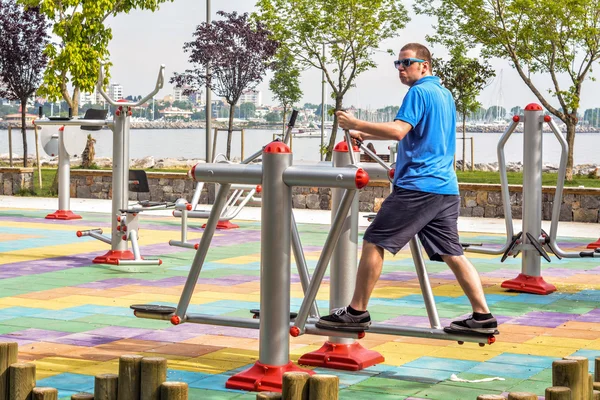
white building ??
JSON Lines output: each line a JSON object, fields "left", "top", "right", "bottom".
{"left": 239, "top": 90, "right": 262, "bottom": 107}
{"left": 173, "top": 87, "right": 187, "bottom": 103}
{"left": 79, "top": 89, "right": 96, "bottom": 105}
{"left": 108, "top": 83, "right": 123, "bottom": 101}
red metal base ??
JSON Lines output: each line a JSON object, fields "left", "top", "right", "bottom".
{"left": 201, "top": 220, "right": 239, "bottom": 230}
{"left": 45, "top": 210, "right": 82, "bottom": 220}
{"left": 587, "top": 238, "right": 600, "bottom": 249}
{"left": 501, "top": 273, "right": 556, "bottom": 295}
{"left": 298, "top": 341, "right": 385, "bottom": 371}
{"left": 225, "top": 361, "right": 314, "bottom": 392}
{"left": 93, "top": 250, "right": 136, "bottom": 265}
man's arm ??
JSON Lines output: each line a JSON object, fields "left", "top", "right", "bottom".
{"left": 337, "top": 111, "right": 412, "bottom": 141}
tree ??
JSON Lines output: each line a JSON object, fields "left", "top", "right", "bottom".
{"left": 485, "top": 106, "right": 507, "bottom": 122}
{"left": 0, "top": 0, "right": 49, "bottom": 167}
{"left": 510, "top": 106, "right": 524, "bottom": 117}
{"left": 434, "top": 44, "right": 495, "bottom": 171}
{"left": 239, "top": 102, "right": 256, "bottom": 119}
{"left": 172, "top": 11, "right": 278, "bottom": 159}
{"left": 415, "top": 0, "right": 600, "bottom": 180}
{"left": 269, "top": 48, "right": 302, "bottom": 133}
{"left": 21, "top": 0, "right": 173, "bottom": 116}
{"left": 583, "top": 108, "right": 600, "bottom": 128}
{"left": 256, "top": 0, "right": 409, "bottom": 161}
{"left": 265, "top": 111, "right": 281, "bottom": 122}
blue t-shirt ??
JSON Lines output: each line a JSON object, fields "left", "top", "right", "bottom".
{"left": 393, "top": 76, "right": 459, "bottom": 195}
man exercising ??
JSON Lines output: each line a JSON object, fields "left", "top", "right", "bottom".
{"left": 316, "top": 43, "right": 497, "bottom": 335}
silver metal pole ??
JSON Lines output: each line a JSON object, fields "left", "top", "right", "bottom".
{"left": 522, "top": 106, "right": 543, "bottom": 277}
{"left": 205, "top": 0, "right": 213, "bottom": 163}
{"left": 409, "top": 238, "right": 441, "bottom": 329}
{"left": 291, "top": 213, "right": 320, "bottom": 318}
{"left": 57, "top": 128, "right": 70, "bottom": 211}
{"left": 111, "top": 110, "right": 127, "bottom": 253}
{"left": 320, "top": 43, "right": 326, "bottom": 161}
{"left": 260, "top": 145, "right": 293, "bottom": 366}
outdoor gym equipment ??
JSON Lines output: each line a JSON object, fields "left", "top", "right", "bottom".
{"left": 463, "top": 103, "right": 600, "bottom": 295}
{"left": 130, "top": 112, "right": 372, "bottom": 392}
{"left": 38, "top": 108, "right": 108, "bottom": 220}
{"left": 35, "top": 64, "right": 167, "bottom": 267}
{"left": 291, "top": 130, "right": 497, "bottom": 358}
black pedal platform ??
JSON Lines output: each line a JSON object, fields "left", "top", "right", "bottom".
{"left": 443, "top": 326, "right": 498, "bottom": 346}
{"left": 130, "top": 304, "right": 176, "bottom": 314}
{"left": 314, "top": 322, "right": 368, "bottom": 333}
{"left": 526, "top": 232, "right": 552, "bottom": 262}
{"left": 250, "top": 309, "right": 297, "bottom": 321}
{"left": 460, "top": 243, "right": 483, "bottom": 249}
{"left": 501, "top": 232, "right": 523, "bottom": 262}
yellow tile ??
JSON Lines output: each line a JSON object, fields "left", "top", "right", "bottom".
{"left": 119, "top": 293, "right": 184, "bottom": 303}
{"left": 483, "top": 285, "right": 520, "bottom": 296}
{"left": 215, "top": 255, "right": 261, "bottom": 264}
{"left": 72, "top": 360, "right": 120, "bottom": 376}
{"left": 582, "top": 338, "right": 600, "bottom": 350}
{"left": 524, "top": 336, "right": 591, "bottom": 349}
{"left": 370, "top": 342, "right": 444, "bottom": 356}
{"left": 199, "top": 348, "right": 258, "bottom": 363}
{"left": 182, "top": 335, "right": 255, "bottom": 347}
{"left": 35, "top": 369, "right": 63, "bottom": 379}
{"left": 0, "top": 297, "right": 73, "bottom": 310}
{"left": 370, "top": 287, "right": 421, "bottom": 298}
{"left": 168, "top": 357, "right": 248, "bottom": 374}
{"left": 433, "top": 346, "right": 502, "bottom": 362}
{"left": 431, "top": 285, "right": 465, "bottom": 297}
{"left": 53, "top": 295, "right": 138, "bottom": 308}
{"left": 32, "top": 357, "right": 98, "bottom": 373}
{"left": 485, "top": 342, "right": 575, "bottom": 357}
{"left": 375, "top": 353, "right": 421, "bottom": 366}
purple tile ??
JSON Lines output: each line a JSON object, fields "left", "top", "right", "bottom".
{"left": 0, "top": 335, "right": 38, "bottom": 346}
{"left": 76, "top": 278, "right": 146, "bottom": 289}
{"left": 380, "top": 271, "right": 418, "bottom": 281}
{"left": 84, "top": 326, "right": 156, "bottom": 339}
{"left": 131, "top": 330, "right": 201, "bottom": 343}
{"left": 1, "top": 328, "right": 70, "bottom": 341}
{"left": 49, "top": 333, "right": 118, "bottom": 347}
{"left": 509, "top": 311, "right": 578, "bottom": 328}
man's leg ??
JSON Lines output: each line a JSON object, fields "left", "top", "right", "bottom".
{"left": 350, "top": 241, "right": 385, "bottom": 311}
{"left": 441, "top": 254, "right": 489, "bottom": 314}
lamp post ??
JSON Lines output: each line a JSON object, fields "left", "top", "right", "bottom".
{"left": 320, "top": 43, "right": 325, "bottom": 161}
{"left": 205, "top": 0, "right": 213, "bottom": 163}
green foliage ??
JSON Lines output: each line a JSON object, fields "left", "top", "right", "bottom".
{"left": 265, "top": 111, "right": 281, "bottom": 122}
{"left": 255, "top": 0, "right": 409, "bottom": 160}
{"left": 269, "top": 48, "right": 302, "bottom": 118}
{"left": 20, "top": 0, "right": 173, "bottom": 113}
{"left": 239, "top": 102, "right": 256, "bottom": 119}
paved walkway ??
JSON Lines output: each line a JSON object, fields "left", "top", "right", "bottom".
{"left": 0, "top": 196, "right": 599, "bottom": 399}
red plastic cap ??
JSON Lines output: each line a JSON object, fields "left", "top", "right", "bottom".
{"left": 59, "top": 126, "right": 65, "bottom": 132}
{"left": 256, "top": 185, "right": 262, "bottom": 194}
{"left": 358, "top": 331, "right": 366, "bottom": 339}
{"left": 116, "top": 226, "right": 121, "bottom": 231}
{"left": 333, "top": 141, "right": 359, "bottom": 152}
{"left": 158, "top": 259, "right": 163, "bottom": 265}
{"left": 186, "top": 203, "right": 192, "bottom": 211}
{"left": 194, "top": 243, "right": 199, "bottom": 250}
{"left": 488, "top": 336, "right": 496, "bottom": 345}
{"left": 525, "top": 103, "right": 543, "bottom": 111}
{"left": 264, "top": 141, "right": 291, "bottom": 153}
{"left": 117, "top": 99, "right": 128, "bottom": 103}
{"left": 170, "top": 315, "right": 181, "bottom": 325}
{"left": 388, "top": 168, "right": 395, "bottom": 181}
{"left": 512, "top": 115, "right": 520, "bottom": 122}
{"left": 290, "top": 326, "right": 300, "bottom": 337}
{"left": 76, "top": 231, "right": 82, "bottom": 237}
{"left": 122, "top": 235, "right": 127, "bottom": 241}
{"left": 355, "top": 168, "right": 369, "bottom": 189}
{"left": 190, "top": 166, "right": 196, "bottom": 181}
{"left": 544, "top": 115, "right": 551, "bottom": 122}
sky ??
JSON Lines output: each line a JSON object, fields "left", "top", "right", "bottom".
{"left": 105, "top": 0, "right": 600, "bottom": 112}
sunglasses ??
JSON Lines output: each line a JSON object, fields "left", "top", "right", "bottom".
{"left": 394, "top": 58, "right": 425, "bottom": 69}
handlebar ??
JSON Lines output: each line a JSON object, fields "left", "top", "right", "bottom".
{"left": 97, "top": 63, "right": 165, "bottom": 107}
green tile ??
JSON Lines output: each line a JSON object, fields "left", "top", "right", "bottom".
{"left": 349, "top": 376, "right": 432, "bottom": 396}
{"left": 506, "top": 378, "right": 550, "bottom": 395}
{"left": 188, "top": 388, "right": 242, "bottom": 399}
{"left": 340, "top": 389, "right": 407, "bottom": 399}
{"left": 0, "top": 324, "right": 23, "bottom": 334}
{"left": 529, "top": 368, "right": 552, "bottom": 382}
{"left": 445, "top": 372, "right": 524, "bottom": 392}
{"left": 415, "top": 382, "right": 503, "bottom": 400}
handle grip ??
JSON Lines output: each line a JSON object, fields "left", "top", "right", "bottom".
{"left": 288, "top": 110, "right": 298, "bottom": 127}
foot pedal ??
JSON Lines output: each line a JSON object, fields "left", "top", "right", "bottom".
{"left": 314, "top": 322, "right": 369, "bottom": 333}
{"left": 443, "top": 327, "right": 498, "bottom": 346}
{"left": 130, "top": 304, "right": 176, "bottom": 314}
{"left": 526, "top": 232, "right": 551, "bottom": 262}
{"left": 364, "top": 214, "right": 377, "bottom": 222}
{"left": 461, "top": 243, "right": 483, "bottom": 248}
{"left": 501, "top": 232, "right": 522, "bottom": 262}
{"left": 250, "top": 309, "right": 297, "bottom": 321}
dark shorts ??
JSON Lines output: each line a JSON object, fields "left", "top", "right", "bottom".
{"left": 364, "top": 186, "right": 463, "bottom": 261}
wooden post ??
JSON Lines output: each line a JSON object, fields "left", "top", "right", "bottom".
{"left": 139, "top": 357, "right": 167, "bottom": 400}
{"left": 34, "top": 126, "right": 42, "bottom": 189}
{"left": 545, "top": 386, "right": 571, "bottom": 400}
{"left": 8, "top": 363, "right": 35, "bottom": 400}
{"left": 256, "top": 393, "right": 282, "bottom": 400}
{"left": 95, "top": 373, "right": 118, "bottom": 400}
{"left": 593, "top": 390, "right": 600, "bottom": 400}
{"left": 282, "top": 372, "right": 310, "bottom": 400}
{"left": 117, "top": 354, "right": 143, "bottom": 400}
{"left": 160, "top": 382, "right": 188, "bottom": 400}
{"left": 564, "top": 356, "right": 589, "bottom": 400}
{"left": 1, "top": 342, "right": 19, "bottom": 400}
{"left": 594, "top": 382, "right": 600, "bottom": 391}
{"left": 7, "top": 126, "right": 13, "bottom": 167}
{"left": 508, "top": 393, "right": 537, "bottom": 400}
{"left": 591, "top": 374, "right": 595, "bottom": 400}
{"left": 553, "top": 359, "right": 583, "bottom": 400}
{"left": 595, "top": 357, "right": 600, "bottom": 382}
{"left": 308, "top": 375, "right": 338, "bottom": 400}
{"left": 470, "top": 137, "right": 475, "bottom": 171}
{"left": 241, "top": 128, "right": 245, "bottom": 160}
{"left": 476, "top": 396, "right": 505, "bottom": 400}
{"left": 70, "top": 394, "right": 93, "bottom": 400}
{"left": 31, "top": 387, "right": 58, "bottom": 400}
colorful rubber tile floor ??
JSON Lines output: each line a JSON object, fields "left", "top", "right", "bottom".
{"left": 1, "top": 208, "right": 600, "bottom": 399}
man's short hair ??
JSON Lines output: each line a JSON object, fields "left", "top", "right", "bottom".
{"left": 400, "top": 43, "right": 432, "bottom": 66}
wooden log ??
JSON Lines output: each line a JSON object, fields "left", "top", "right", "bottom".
{"left": 564, "top": 356, "right": 589, "bottom": 400}
{"left": 593, "top": 390, "right": 600, "bottom": 400}
{"left": 308, "top": 375, "right": 339, "bottom": 400}
{"left": 139, "top": 357, "right": 167, "bottom": 400}
{"left": 545, "top": 386, "right": 571, "bottom": 400}
{"left": 31, "top": 387, "right": 58, "bottom": 400}
{"left": 70, "top": 394, "right": 94, "bottom": 400}
{"left": 476, "top": 396, "right": 506, "bottom": 400}
{"left": 595, "top": 382, "right": 600, "bottom": 391}
{"left": 508, "top": 393, "right": 537, "bottom": 400}
{"left": 282, "top": 372, "right": 310, "bottom": 400}
{"left": 8, "top": 363, "right": 35, "bottom": 400}
{"left": 117, "top": 354, "right": 143, "bottom": 400}
{"left": 94, "top": 373, "right": 118, "bottom": 400}
{"left": 1, "top": 342, "right": 19, "bottom": 400}
{"left": 553, "top": 359, "right": 583, "bottom": 400}
{"left": 595, "top": 357, "right": 600, "bottom": 383}
{"left": 591, "top": 374, "right": 595, "bottom": 400}
{"left": 256, "top": 393, "right": 282, "bottom": 400}
{"left": 160, "top": 382, "right": 188, "bottom": 400}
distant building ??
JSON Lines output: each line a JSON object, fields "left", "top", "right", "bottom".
{"left": 159, "top": 106, "right": 193, "bottom": 119}
{"left": 80, "top": 89, "right": 97, "bottom": 105}
{"left": 239, "top": 90, "right": 262, "bottom": 107}
{"left": 108, "top": 83, "right": 123, "bottom": 101}
{"left": 5, "top": 113, "right": 38, "bottom": 126}
{"left": 189, "top": 90, "right": 205, "bottom": 106}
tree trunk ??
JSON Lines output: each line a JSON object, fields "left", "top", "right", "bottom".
{"left": 462, "top": 114, "right": 467, "bottom": 172}
{"left": 565, "top": 118, "right": 576, "bottom": 181}
{"left": 282, "top": 105, "right": 288, "bottom": 135}
{"left": 20, "top": 98, "right": 28, "bottom": 167}
{"left": 324, "top": 96, "right": 343, "bottom": 161}
{"left": 72, "top": 87, "right": 80, "bottom": 116}
{"left": 227, "top": 103, "right": 235, "bottom": 160}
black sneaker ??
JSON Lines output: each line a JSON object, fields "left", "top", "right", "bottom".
{"left": 444, "top": 315, "right": 499, "bottom": 335}
{"left": 315, "top": 307, "right": 371, "bottom": 332}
